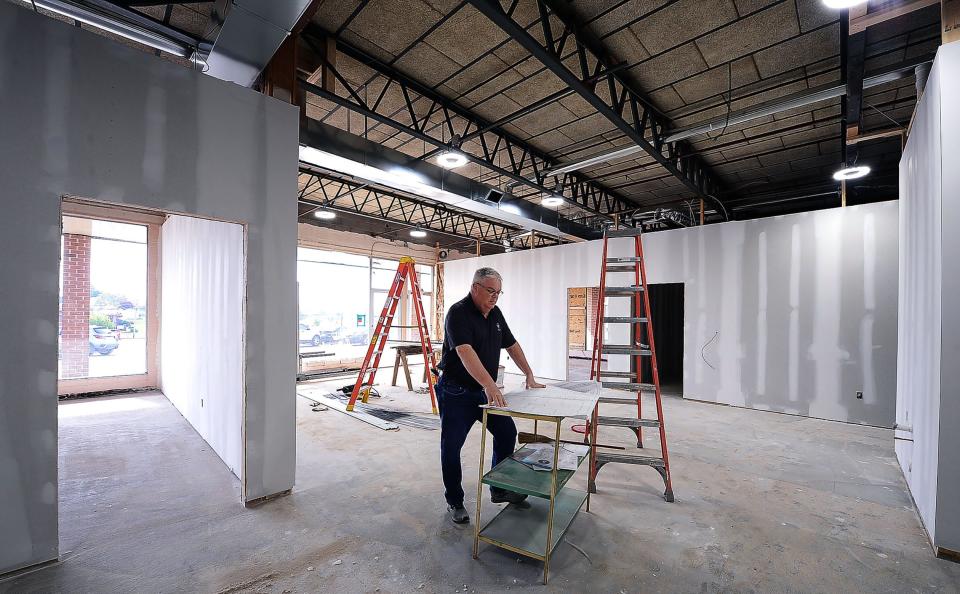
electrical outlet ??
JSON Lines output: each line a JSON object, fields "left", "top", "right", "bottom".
{"left": 856, "top": 391, "right": 863, "bottom": 400}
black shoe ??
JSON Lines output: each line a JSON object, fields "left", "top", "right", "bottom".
{"left": 447, "top": 504, "right": 469, "bottom": 524}
{"left": 491, "top": 490, "right": 530, "bottom": 507}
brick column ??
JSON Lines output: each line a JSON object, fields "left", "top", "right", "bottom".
{"left": 61, "top": 233, "right": 91, "bottom": 379}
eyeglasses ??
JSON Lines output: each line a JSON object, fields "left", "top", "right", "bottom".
{"left": 473, "top": 283, "right": 504, "bottom": 297}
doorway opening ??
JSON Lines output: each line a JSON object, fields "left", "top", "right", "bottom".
{"left": 566, "top": 284, "right": 683, "bottom": 392}
{"left": 567, "top": 287, "right": 604, "bottom": 381}
{"left": 57, "top": 198, "right": 249, "bottom": 515}
{"left": 640, "top": 283, "right": 684, "bottom": 396}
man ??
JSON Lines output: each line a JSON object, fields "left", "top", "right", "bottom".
{"left": 436, "top": 267, "right": 545, "bottom": 525}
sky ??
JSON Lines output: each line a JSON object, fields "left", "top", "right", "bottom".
{"left": 60, "top": 220, "right": 148, "bottom": 307}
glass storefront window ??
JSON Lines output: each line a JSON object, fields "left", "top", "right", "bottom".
{"left": 297, "top": 250, "right": 436, "bottom": 373}
{"left": 297, "top": 249, "right": 371, "bottom": 365}
{"left": 58, "top": 218, "right": 148, "bottom": 380}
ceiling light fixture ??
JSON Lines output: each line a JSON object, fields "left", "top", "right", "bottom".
{"left": 832, "top": 165, "right": 871, "bottom": 180}
{"left": 410, "top": 228, "right": 428, "bottom": 238}
{"left": 313, "top": 209, "right": 336, "bottom": 220}
{"left": 435, "top": 151, "right": 468, "bottom": 169}
{"left": 297, "top": 145, "right": 576, "bottom": 240}
{"left": 541, "top": 196, "right": 564, "bottom": 207}
{"left": 32, "top": 0, "right": 192, "bottom": 57}
{"left": 822, "top": 0, "right": 868, "bottom": 8}
{"left": 543, "top": 145, "right": 642, "bottom": 177}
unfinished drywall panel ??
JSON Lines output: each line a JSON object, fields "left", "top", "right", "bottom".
{"left": 896, "top": 46, "right": 943, "bottom": 547}
{"left": 444, "top": 202, "right": 898, "bottom": 427}
{"left": 0, "top": 4, "right": 297, "bottom": 574}
{"left": 896, "top": 42, "right": 960, "bottom": 556}
{"left": 680, "top": 205, "right": 899, "bottom": 426}
{"left": 161, "top": 215, "right": 245, "bottom": 479}
{"left": 933, "top": 41, "right": 960, "bottom": 554}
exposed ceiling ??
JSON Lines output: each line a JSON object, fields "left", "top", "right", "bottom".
{"left": 302, "top": 0, "right": 939, "bottom": 224}
{"left": 14, "top": 0, "right": 944, "bottom": 250}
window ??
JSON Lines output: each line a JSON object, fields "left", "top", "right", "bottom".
{"left": 410, "top": 264, "right": 434, "bottom": 340}
{"left": 59, "top": 218, "right": 148, "bottom": 380}
{"left": 297, "top": 249, "right": 371, "bottom": 364}
{"left": 296, "top": 249, "right": 436, "bottom": 372}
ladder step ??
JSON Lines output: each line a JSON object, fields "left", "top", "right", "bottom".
{"left": 605, "top": 286, "right": 645, "bottom": 295}
{"left": 606, "top": 257, "right": 642, "bottom": 263}
{"left": 606, "top": 228, "right": 644, "bottom": 238}
{"left": 601, "top": 381, "right": 655, "bottom": 391}
{"left": 597, "top": 416, "right": 660, "bottom": 428}
{"left": 598, "top": 371, "right": 638, "bottom": 379}
{"left": 598, "top": 393, "right": 640, "bottom": 404}
{"left": 601, "top": 345, "right": 651, "bottom": 356}
{"left": 603, "top": 316, "right": 647, "bottom": 324}
{"left": 604, "top": 265, "right": 638, "bottom": 273}
{"left": 596, "top": 451, "right": 665, "bottom": 468}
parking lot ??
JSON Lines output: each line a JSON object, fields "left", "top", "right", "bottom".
{"left": 59, "top": 337, "right": 147, "bottom": 379}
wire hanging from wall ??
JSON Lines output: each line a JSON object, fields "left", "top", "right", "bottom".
{"left": 701, "top": 331, "right": 719, "bottom": 370}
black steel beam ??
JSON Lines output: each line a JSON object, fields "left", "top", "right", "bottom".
{"left": 109, "top": 1, "right": 212, "bottom": 6}
{"left": 298, "top": 169, "right": 552, "bottom": 248}
{"left": 465, "top": 0, "right": 729, "bottom": 219}
{"left": 299, "top": 25, "right": 634, "bottom": 218}
{"left": 300, "top": 117, "right": 601, "bottom": 240}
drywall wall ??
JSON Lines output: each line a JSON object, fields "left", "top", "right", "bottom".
{"left": 161, "top": 215, "right": 245, "bottom": 479}
{"left": 445, "top": 201, "right": 899, "bottom": 427}
{"left": 935, "top": 40, "right": 960, "bottom": 557}
{"left": 0, "top": 4, "right": 297, "bottom": 574}
{"left": 896, "top": 45, "right": 942, "bottom": 547}
{"left": 898, "top": 42, "right": 960, "bottom": 555}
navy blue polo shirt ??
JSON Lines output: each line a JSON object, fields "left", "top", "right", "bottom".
{"left": 438, "top": 294, "right": 517, "bottom": 390}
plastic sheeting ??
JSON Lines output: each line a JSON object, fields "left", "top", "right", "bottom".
{"left": 161, "top": 215, "right": 245, "bottom": 479}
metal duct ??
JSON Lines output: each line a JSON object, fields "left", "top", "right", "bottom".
{"left": 203, "top": 0, "right": 313, "bottom": 87}
{"left": 664, "top": 58, "right": 934, "bottom": 143}
{"left": 914, "top": 62, "right": 931, "bottom": 98}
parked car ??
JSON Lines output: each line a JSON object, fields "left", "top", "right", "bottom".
{"left": 299, "top": 323, "right": 337, "bottom": 347}
{"left": 298, "top": 323, "right": 323, "bottom": 347}
{"left": 338, "top": 330, "right": 369, "bottom": 346}
{"left": 89, "top": 326, "right": 119, "bottom": 355}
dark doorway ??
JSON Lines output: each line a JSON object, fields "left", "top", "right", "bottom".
{"left": 639, "top": 283, "right": 683, "bottom": 395}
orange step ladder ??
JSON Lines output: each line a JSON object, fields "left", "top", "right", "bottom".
{"left": 347, "top": 257, "right": 438, "bottom": 414}
{"left": 587, "top": 227, "right": 674, "bottom": 502}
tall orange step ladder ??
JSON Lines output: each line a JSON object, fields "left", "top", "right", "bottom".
{"left": 346, "top": 257, "right": 438, "bottom": 414}
{"left": 587, "top": 227, "right": 674, "bottom": 502}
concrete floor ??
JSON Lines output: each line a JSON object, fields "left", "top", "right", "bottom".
{"left": 3, "top": 379, "right": 959, "bottom": 593}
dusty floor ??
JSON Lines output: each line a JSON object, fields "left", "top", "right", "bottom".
{"left": 3, "top": 377, "right": 959, "bottom": 593}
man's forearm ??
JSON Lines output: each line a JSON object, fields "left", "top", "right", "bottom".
{"left": 506, "top": 343, "right": 535, "bottom": 378}
{"left": 455, "top": 345, "right": 498, "bottom": 389}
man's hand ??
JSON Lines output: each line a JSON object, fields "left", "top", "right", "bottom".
{"left": 526, "top": 374, "right": 546, "bottom": 389}
{"left": 484, "top": 384, "right": 507, "bottom": 407}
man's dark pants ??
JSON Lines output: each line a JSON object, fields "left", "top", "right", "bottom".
{"left": 437, "top": 375, "right": 517, "bottom": 507}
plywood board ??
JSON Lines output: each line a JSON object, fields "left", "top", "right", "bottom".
{"left": 568, "top": 287, "right": 586, "bottom": 307}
